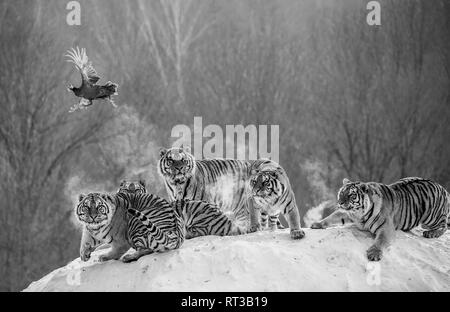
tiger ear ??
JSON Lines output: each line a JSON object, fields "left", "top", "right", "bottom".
{"left": 274, "top": 167, "right": 284, "bottom": 177}
{"left": 250, "top": 169, "right": 260, "bottom": 176}
{"left": 139, "top": 180, "right": 146, "bottom": 188}
{"left": 360, "top": 183, "right": 371, "bottom": 194}
{"left": 343, "top": 178, "right": 351, "bottom": 185}
{"left": 120, "top": 180, "right": 126, "bottom": 187}
{"left": 78, "top": 194, "right": 86, "bottom": 202}
{"left": 101, "top": 194, "right": 113, "bottom": 203}
{"left": 159, "top": 148, "right": 167, "bottom": 158}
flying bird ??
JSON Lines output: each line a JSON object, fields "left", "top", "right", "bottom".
{"left": 66, "top": 47, "right": 118, "bottom": 113}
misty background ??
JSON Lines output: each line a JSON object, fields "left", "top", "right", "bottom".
{"left": 0, "top": 0, "right": 449, "bottom": 291}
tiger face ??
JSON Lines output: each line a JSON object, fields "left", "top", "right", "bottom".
{"left": 158, "top": 147, "right": 196, "bottom": 185}
{"left": 76, "top": 193, "right": 115, "bottom": 227}
{"left": 117, "top": 180, "right": 147, "bottom": 195}
{"left": 337, "top": 178, "right": 368, "bottom": 212}
{"left": 250, "top": 170, "right": 283, "bottom": 206}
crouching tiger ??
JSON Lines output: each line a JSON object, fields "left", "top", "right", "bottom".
{"left": 311, "top": 177, "right": 450, "bottom": 261}
{"left": 75, "top": 191, "right": 184, "bottom": 263}
{"left": 119, "top": 180, "right": 248, "bottom": 239}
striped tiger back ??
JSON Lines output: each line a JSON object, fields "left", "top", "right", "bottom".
{"left": 171, "top": 199, "right": 248, "bottom": 239}
{"left": 117, "top": 192, "right": 185, "bottom": 252}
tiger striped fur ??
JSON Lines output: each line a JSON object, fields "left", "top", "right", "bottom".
{"left": 75, "top": 192, "right": 184, "bottom": 263}
{"left": 172, "top": 199, "right": 249, "bottom": 239}
{"left": 158, "top": 147, "right": 304, "bottom": 239}
{"left": 311, "top": 177, "right": 450, "bottom": 261}
{"left": 119, "top": 180, "right": 248, "bottom": 239}
{"left": 249, "top": 167, "right": 305, "bottom": 239}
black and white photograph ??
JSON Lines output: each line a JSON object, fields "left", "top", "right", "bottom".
{"left": 0, "top": 0, "right": 449, "bottom": 295}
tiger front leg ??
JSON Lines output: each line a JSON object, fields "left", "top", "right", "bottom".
{"left": 80, "top": 229, "right": 101, "bottom": 261}
{"left": 366, "top": 219, "right": 395, "bottom": 261}
{"left": 260, "top": 211, "right": 269, "bottom": 229}
{"left": 311, "top": 209, "right": 352, "bottom": 229}
{"left": 248, "top": 199, "right": 261, "bottom": 233}
{"left": 284, "top": 206, "right": 305, "bottom": 240}
{"left": 268, "top": 214, "right": 279, "bottom": 231}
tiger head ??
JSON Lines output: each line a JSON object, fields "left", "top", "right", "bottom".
{"left": 117, "top": 180, "right": 147, "bottom": 195}
{"left": 158, "top": 146, "right": 196, "bottom": 185}
{"left": 249, "top": 169, "right": 285, "bottom": 206}
{"left": 75, "top": 193, "right": 116, "bottom": 228}
{"left": 337, "top": 178, "right": 370, "bottom": 212}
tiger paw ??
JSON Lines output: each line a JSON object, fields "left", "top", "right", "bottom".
{"left": 290, "top": 229, "right": 305, "bottom": 240}
{"left": 249, "top": 224, "right": 262, "bottom": 233}
{"left": 80, "top": 251, "right": 91, "bottom": 262}
{"left": 311, "top": 222, "right": 325, "bottom": 229}
{"left": 423, "top": 228, "right": 446, "bottom": 238}
{"left": 366, "top": 245, "right": 382, "bottom": 261}
{"left": 98, "top": 254, "right": 118, "bottom": 262}
{"left": 121, "top": 254, "right": 139, "bottom": 263}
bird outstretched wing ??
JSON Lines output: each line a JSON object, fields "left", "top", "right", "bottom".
{"left": 66, "top": 47, "right": 101, "bottom": 85}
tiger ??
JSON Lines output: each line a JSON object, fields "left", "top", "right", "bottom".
{"left": 119, "top": 180, "right": 248, "bottom": 239}
{"left": 248, "top": 168, "right": 305, "bottom": 239}
{"left": 158, "top": 146, "right": 305, "bottom": 239}
{"left": 117, "top": 180, "right": 147, "bottom": 195}
{"left": 311, "top": 177, "right": 450, "bottom": 261}
{"left": 75, "top": 191, "right": 184, "bottom": 263}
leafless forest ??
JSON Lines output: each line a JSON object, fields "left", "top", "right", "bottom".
{"left": 0, "top": 0, "right": 449, "bottom": 291}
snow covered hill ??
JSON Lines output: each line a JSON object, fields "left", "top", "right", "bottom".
{"left": 24, "top": 226, "right": 450, "bottom": 292}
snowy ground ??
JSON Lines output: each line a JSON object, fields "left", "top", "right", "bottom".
{"left": 24, "top": 226, "right": 450, "bottom": 292}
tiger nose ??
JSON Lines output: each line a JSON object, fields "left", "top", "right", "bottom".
{"left": 173, "top": 160, "right": 184, "bottom": 168}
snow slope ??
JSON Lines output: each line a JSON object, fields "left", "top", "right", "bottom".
{"left": 24, "top": 226, "right": 450, "bottom": 292}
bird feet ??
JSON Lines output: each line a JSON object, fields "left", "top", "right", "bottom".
{"left": 108, "top": 97, "right": 118, "bottom": 108}
{"left": 68, "top": 99, "right": 92, "bottom": 113}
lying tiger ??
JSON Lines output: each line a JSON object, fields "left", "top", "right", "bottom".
{"left": 119, "top": 180, "right": 248, "bottom": 239}
{"left": 158, "top": 146, "right": 305, "bottom": 239}
{"left": 311, "top": 177, "right": 450, "bottom": 261}
{"left": 75, "top": 190, "right": 184, "bottom": 263}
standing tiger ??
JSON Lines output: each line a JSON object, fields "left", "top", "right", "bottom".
{"left": 311, "top": 177, "right": 450, "bottom": 261}
{"left": 158, "top": 146, "right": 304, "bottom": 239}
{"left": 249, "top": 168, "right": 304, "bottom": 239}
{"left": 75, "top": 191, "right": 184, "bottom": 263}
{"left": 119, "top": 180, "right": 248, "bottom": 239}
